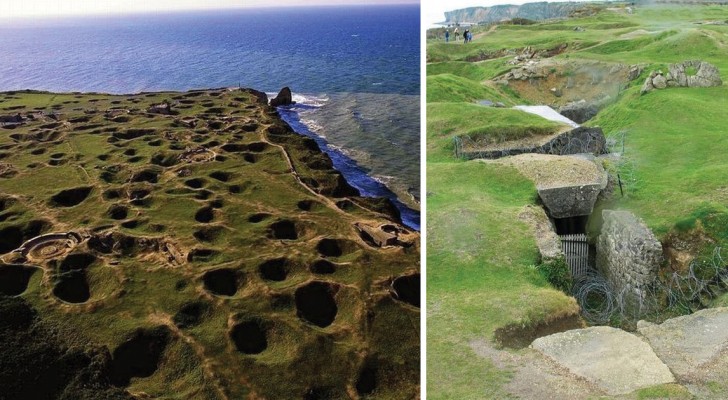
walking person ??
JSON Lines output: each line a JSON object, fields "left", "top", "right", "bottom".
{"left": 454, "top": 27, "right": 459, "bottom": 42}
{"left": 463, "top": 29, "right": 469, "bottom": 43}
{"left": 445, "top": 29, "right": 450, "bottom": 43}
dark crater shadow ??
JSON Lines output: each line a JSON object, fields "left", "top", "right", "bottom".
{"left": 195, "top": 207, "right": 215, "bottom": 223}
{"left": 185, "top": 178, "right": 206, "bottom": 189}
{"left": 297, "top": 200, "right": 323, "bottom": 212}
{"left": 356, "top": 361, "right": 378, "bottom": 396}
{"left": 0, "top": 226, "right": 23, "bottom": 254}
{"left": 0, "top": 265, "right": 38, "bottom": 296}
{"left": 392, "top": 273, "right": 420, "bottom": 308}
{"left": 131, "top": 168, "right": 160, "bottom": 184}
{"left": 49, "top": 186, "right": 92, "bottom": 207}
{"left": 209, "top": 171, "right": 232, "bottom": 182}
{"left": 107, "top": 205, "right": 128, "bottom": 220}
{"left": 248, "top": 213, "right": 271, "bottom": 223}
{"left": 109, "top": 326, "right": 171, "bottom": 387}
{"left": 230, "top": 319, "right": 268, "bottom": 354}
{"left": 52, "top": 253, "right": 95, "bottom": 303}
{"left": 309, "top": 259, "right": 336, "bottom": 275}
{"left": 203, "top": 268, "right": 239, "bottom": 296}
{"left": 295, "top": 281, "right": 338, "bottom": 328}
{"left": 268, "top": 220, "right": 299, "bottom": 240}
{"left": 316, "top": 238, "right": 358, "bottom": 258}
{"left": 193, "top": 226, "right": 225, "bottom": 243}
{"left": 258, "top": 258, "right": 290, "bottom": 282}
{"left": 173, "top": 300, "right": 211, "bottom": 328}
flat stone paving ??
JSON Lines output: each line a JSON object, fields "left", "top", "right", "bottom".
{"left": 531, "top": 326, "right": 675, "bottom": 395}
{"left": 638, "top": 307, "right": 728, "bottom": 380}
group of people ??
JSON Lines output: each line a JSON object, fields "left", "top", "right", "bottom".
{"left": 444, "top": 28, "right": 473, "bottom": 43}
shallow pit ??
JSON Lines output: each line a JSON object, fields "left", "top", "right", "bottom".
{"left": 49, "top": 186, "right": 92, "bottom": 207}
{"left": 297, "top": 200, "right": 323, "bottom": 212}
{"left": 184, "top": 178, "right": 206, "bottom": 189}
{"left": 173, "top": 301, "right": 211, "bottom": 328}
{"left": 107, "top": 205, "right": 129, "bottom": 220}
{"left": 309, "top": 259, "right": 336, "bottom": 274}
{"left": 248, "top": 213, "right": 271, "bottom": 223}
{"left": 316, "top": 238, "right": 358, "bottom": 258}
{"left": 202, "top": 268, "right": 239, "bottom": 296}
{"left": 295, "top": 281, "right": 338, "bottom": 327}
{"left": 131, "top": 169, "right": 159, "bottom": 184}
{"left": 356, "top": 362, "right": 377, "bottom": 396}
{"left": 209, "top": 171, "right": 232, "bottom": 182}
{"left": 392, "top": 273, "right": 420, "bottom": 308}
{"left": 0, "top": 265, "right": 37, "bottom": 296}
{"left": 110, "top": 327, "right": 171, "bottom": 387}
{"left": 52, "top": 270, "right": 90, "bottom": 303}
{"left": 193, "top": 226, "right": 224, "bottom": 243}
{"left": 195, "top": 207, "right": 215, "bottom": 223}
{"left": 0, "top": 226, "right": 23, "bottom": 254}
{"left": 268, "top": 220, "right": 299, "bottom": 240}
{"left": 230, "top": 319, "right": 268, "bottom": 354}
{"left": 258, "top": 258, "right": 290, "bottom": 282}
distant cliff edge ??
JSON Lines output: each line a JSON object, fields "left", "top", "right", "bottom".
{"left": 443, "top": 2, "right": 590, "bottom": 24}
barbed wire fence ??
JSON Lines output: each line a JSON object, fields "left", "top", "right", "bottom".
{"left": 573, "top": 246, "right": 728, "bottom": 326}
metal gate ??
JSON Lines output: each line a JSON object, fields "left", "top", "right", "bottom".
{"left": 560, "top": 233, "right": 590, "bottom": 278}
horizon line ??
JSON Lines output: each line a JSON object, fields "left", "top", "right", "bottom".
{"left": 0, "top": 2, "right": 420, "bottom": 21}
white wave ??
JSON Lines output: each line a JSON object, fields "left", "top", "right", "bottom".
{"left": 266, "top": 92, "right": 329, "bottom": 108}
{"left": 300, "top": 118, "right": 325, "bottom": 136}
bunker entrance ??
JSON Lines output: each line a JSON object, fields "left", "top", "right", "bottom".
{"left": 553, "top": 215, "right": 594, "bottom": 279}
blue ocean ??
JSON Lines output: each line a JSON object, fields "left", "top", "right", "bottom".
{"left": 0, "top": 5, "right": 420, "bottom": 229}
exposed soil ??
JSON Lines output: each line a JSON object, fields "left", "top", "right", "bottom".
{"left": 295, "top": 281, "right": 338, "bottom": 327}
{"left": 494, "top": 313, "right": 586, "bottom": 349}
{"left": 230, "top": 319, "right": 268, "bottom": 354}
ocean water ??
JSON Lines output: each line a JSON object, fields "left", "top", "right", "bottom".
{"left": 0, "top": 5, "right": 420, "bottom": 229}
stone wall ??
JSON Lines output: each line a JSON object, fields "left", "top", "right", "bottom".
{"left": 459, "top": 126, "right": 606, "bottom": 160}
{"left": 641, "top": 60, "right": 722, "bottom": 94}
{"left": 596, "top": 210, "right": 663, "bottom": 307}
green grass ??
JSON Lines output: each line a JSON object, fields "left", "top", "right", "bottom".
{"left": 427, "top": 74, "right": 502, "bottom": 104}
{"left": 427, "top": 103, "right": 565, "bottom": 162}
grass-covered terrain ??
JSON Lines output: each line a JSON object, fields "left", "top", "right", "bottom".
{"left": 428, "top": 3, "right": 728, "bottom": 399}
{"left": 0, "top": 89, "right": 420, "bottom": 399}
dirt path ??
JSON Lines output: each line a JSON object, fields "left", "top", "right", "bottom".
{"left": 469, "top": 339, "right": 604, "bottom": 399}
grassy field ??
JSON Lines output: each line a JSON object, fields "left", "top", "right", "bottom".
{"left": 427, "top": 3, "right": 728, "bottom": 398}
{"left": 0, "top": 89, "right": 420, "bottom": 399}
